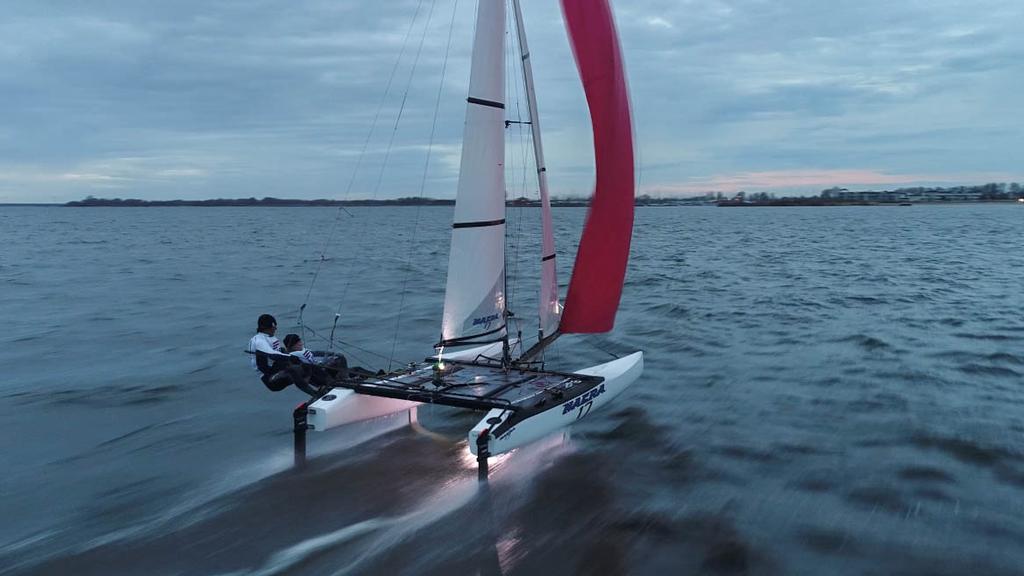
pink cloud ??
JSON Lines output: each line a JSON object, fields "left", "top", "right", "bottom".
{"left": 641, "top": 169, "right": 1024, "bottom": 197}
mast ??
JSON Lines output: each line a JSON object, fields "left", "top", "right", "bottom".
{"left": 438, "top": 0, "right": 508, "bottom": 350}
{"left": 512, "top": 0, "right": 561, "bottom": 353}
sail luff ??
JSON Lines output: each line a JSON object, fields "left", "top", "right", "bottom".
{"left": 439, "top": 0, "right": 507, "bottom": 346}
{"left": 558, "top": 0, "right": 635, "bottom": 334}
{"left": 511, "top": 0, "right": 561, "bottom": 339}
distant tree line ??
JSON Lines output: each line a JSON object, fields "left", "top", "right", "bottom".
{"left": 712, "top": 182, "right": 1024, "bottom": 206}
{"left": 65, "top": 196, "right": 456, "bottom": 207}
{"left": 819, "top": 183, "right": 1023, "bottom": 200}
{"left": 66, "top": 195, "right": 597, "bottom": 208}
{"left": 65, "top": 182, "right": 1024, "bottom": 209}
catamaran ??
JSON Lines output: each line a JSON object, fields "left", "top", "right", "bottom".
{"left": 294, "top": 0, "right": 642, "bottom": 479}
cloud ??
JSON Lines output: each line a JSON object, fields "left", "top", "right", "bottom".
{"left": 0, "top": 0, "right": 1022, "bottom": 201}
{"left": 643, "top": 17, "right": 673, "bottom": 30}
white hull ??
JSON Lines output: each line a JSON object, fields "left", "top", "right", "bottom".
{"left": 469, "top": 351, "right": 643, "bottom": 456}
{"left": 307, "top": 389, "right": 418, "bottom": 432}
{"left": 307, "top": 341, "right": 510, "bottom": 432}
{"left": 307, "top": 343, "right": 642, "bottom": 463}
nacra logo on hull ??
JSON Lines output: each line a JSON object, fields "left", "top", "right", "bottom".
{"left": 561, "top": 384, "right": 606, "bottom": 415}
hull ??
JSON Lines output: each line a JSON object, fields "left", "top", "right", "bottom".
{"left": 307, "top": 389, "right": 419, "bottom": 432}
{"left": 307, "top": 340, "right": 510, "bottom": 432}
{"left": 468, "top": 351, "right": 643, "bottom": 455}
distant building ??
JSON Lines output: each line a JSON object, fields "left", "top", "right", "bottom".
{"left": 905, "top": 189, "right": 981, "bottom": 202}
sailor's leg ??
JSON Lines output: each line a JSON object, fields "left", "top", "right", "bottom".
{"left": 285, "top": 365, "right": 319, "bottom": 396}
{"left": 323, "top": 354, "right": 349, "bottom": 380}
{"left": 263, "top": 372, "right": 292, "bottom": 392}
{"left": 309, "top": 365, "right": 331, "bottom": 388}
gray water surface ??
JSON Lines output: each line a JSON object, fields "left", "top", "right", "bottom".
{"left": 2, "top": 204, "right": 1023, "bottom": 575}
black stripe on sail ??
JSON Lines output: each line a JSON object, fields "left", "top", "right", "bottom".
{"left": 452, "top": 218, "right": 505, "bottom": 229}
{"left": 467, "top": 96, "right": 505, "bottom": 110}
{"left": 541, "top": 253, "right": 556, "bottom": 262}
{"left": 438, "top": 324, "right": 507, "bottom": 347}
{"left": 438, "top": 336, "right": 506, "bottom": 349}
{"left": 522, "top": 52, "right": 530, "bottom": 61}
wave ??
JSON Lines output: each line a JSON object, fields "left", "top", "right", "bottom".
{"left": 642, "top": 302, "right": 691, "bottom": 318}
{"left": 798, "top": 527, "right": 857, "bottom": 555}
{"left": 897, "top": 465, "right": 956, "bottom": 483}
{"left": 833, "top": 334, "right": 893, "bottom": 351}
{"left": 957, "top": 363, "right": 1021, "bottom": 377}
{"left": 845, "top": 485, "right": 908, "bottom": 513}
{"left": 911, "top": 433, "right": 1021, "bottom": 467}
{"left": 953, "top": 332, "right": 1023, "bottom": 342}
{"left": 9, "top": 383, "right": 188, "bottom": 408}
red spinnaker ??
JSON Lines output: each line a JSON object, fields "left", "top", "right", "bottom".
{"left": 559, "top": 0, "right": 635, "bottom": 334}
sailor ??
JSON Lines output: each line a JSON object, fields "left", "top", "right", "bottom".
{"left": 248, "top": 314, "right": 320, "bottom": 396}
{"left": 249, "top": 314, "right": 282, "bottom": 359}
{"left": 282, "top": 333, "right": 349, "bottom": 384}
{"left": 282, "top": 333, "right": 317, "bottom": 364}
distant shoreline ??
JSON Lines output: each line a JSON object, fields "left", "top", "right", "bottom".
{"left": 61, "top": 197, "right": 458, "bottom": 207}
{"left": 0, "top": 196, "right": 1020, "bottom": 208}
{"left": 716, "top": 199, "right": 1023, "bottom": 207}
{"left": 51, "top": 196, "right": 594, "bottom": 208}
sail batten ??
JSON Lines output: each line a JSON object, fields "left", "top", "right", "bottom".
{"left": 440, "top": 0, "right": 507, "bottom": 347}
{"left": 558, "top": 0, "right": 635, "bottom": 334}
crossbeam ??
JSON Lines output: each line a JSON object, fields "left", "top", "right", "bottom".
{"left": 329, "top": 378, "right": 519, "bottom": 411}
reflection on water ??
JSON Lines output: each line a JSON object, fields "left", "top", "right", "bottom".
{"left": 2, "top": 205, "right": 1024, "bottom": 575}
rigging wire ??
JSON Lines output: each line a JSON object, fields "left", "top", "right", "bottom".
{"left": 302, "top": 324, "right": 393, "bottom": 366}
{"left": 626, "top": 46, "right": 645, "bottom": 202}
{"left": 583, "top": 335, "right": 623, "bottom": 360}
{"left": 504, "top": 0, "right": 536, "bottom": 343}
{"left": 514, "top": 9, "right": 533, "bottom": 322}
{"left": 498, "top": 3, "right": 513, "bottom": 356}
{"left": 504, "top": 5, "right": 517, "bottom": 301}
{"left": 502, "top": 5, "right": 514, "bottom": 338}
{"left": 504, "top": 3, "right": 522, "bottom": 338}
{"left": 337, "top": 0, "right": 435, "bottom": 276}
{"left": 369, "top": 0, "right": 437, "bottom": 201}
{"left": 296, "top": 0, "right": 430, "bottom": 346}
{"left": 387, "top": 0, "right": 461, "bottom": 371}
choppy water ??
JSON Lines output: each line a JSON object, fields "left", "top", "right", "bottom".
{"left": 2, "top": 204, "right": 1023, "bottom": 575}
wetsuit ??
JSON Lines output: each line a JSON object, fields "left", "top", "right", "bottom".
{"left": 290, "top": 348, "right": 349, "bottom": 387}
{"left": 248, "top": 332, "right": 319, "bottom": 395}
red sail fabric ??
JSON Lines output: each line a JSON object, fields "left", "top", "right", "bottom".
{"left": 558, "top": 0, "right": 635, "bottom": 334}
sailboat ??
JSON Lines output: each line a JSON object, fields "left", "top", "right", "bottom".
{"left": 298, "top": 0, "right": 642, "bottom": 478}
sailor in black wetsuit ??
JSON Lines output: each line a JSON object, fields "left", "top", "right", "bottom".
{"left": 248, "top": 314, "right": 319, "bottom": 396}
{"left": 283, "top": 333, "right": 349, "bottom": 388}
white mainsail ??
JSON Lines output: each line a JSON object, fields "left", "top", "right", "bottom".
{"left": 511, "top": 0, "right": 561, "bottom": 338}
{"left": 440, "top": 0, "right": 507, "bottom": 346}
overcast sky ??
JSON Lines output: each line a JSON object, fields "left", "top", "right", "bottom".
{"left": 2, "top": 0, "right": 1022, "bottom": 203}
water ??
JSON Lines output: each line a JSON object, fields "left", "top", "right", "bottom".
{"left": 2, "top": 204, "right": 1023, "bottom": 575}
